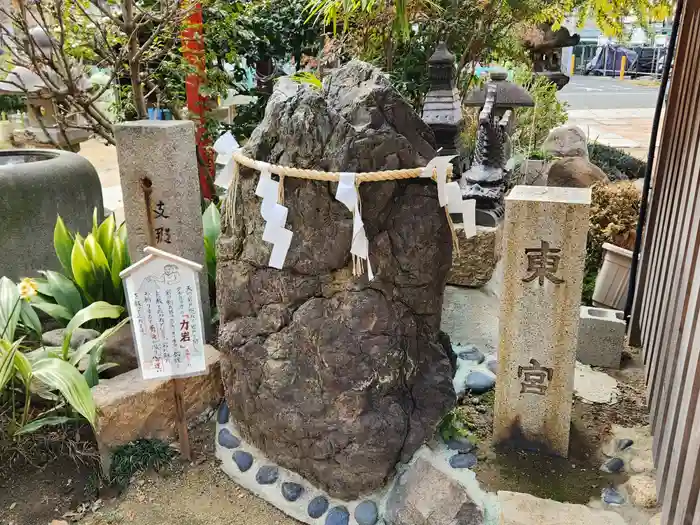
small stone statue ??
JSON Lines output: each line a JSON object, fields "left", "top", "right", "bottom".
{"left": 460, "top": 83, "right": 512, "bottom": 226}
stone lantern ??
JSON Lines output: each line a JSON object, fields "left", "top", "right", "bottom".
{"left": 460, "top": 70, "right": 534, "bottom": 227}
{"left": 421, "top": 42, "right": 463, "bottom": 179}
{"left": 463, "top": 69, "right": 534, "bottom": 135}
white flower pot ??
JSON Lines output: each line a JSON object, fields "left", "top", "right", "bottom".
{"left": 593, "top": 242, "right": 634, "bottom": 310}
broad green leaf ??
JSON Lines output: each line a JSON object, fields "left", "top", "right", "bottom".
{"left": 33, "top": 277, "right": 52, "bottom": 297}
{"left": 40, "top": 270, "right": 84, "bottom": 316}
{"left": 20, "top": 299, "right": 42, "bottom": 338}
{"left": 204, "top": 238, "right": 216, "bottom": 282}
{"left": 71, "top": 234, "right": 98, "bottom": 302}
{"left": 29, "top": 300, "right": 72, "bottom": 322}
{"left": 84, "top": 350, "right": 100, "bottom": 388}
{"left": 66, "top": 302, "right": 124, "bottom": 335}
{"left": 70, "top": 317, "right": 129, "bottom": 366}
{"left": 202, "top": 202, "right": 221, "bottom": 247}
{"left": 54, "top": 216, "right": 75, "bottom": 278}
{"left": 96, "top": 214, "right": 116, "bottom": 265}
{"left": 97, "top": 362, "right": 119, "bottom": 373}
{"left": 0, "top": 277, "right": 21, "bottom": 341}
{"left": 13, "top": 349, "right": 32, "bottom": 386}
{"left": 84, "top": 234, "right": 110, "bottom": 277}
{"left": 26, "top": 346, "right": 63, "bottom": 362}
{"left": 110, "top": 238, "right": 127, "bottom": 299}
{"left": 13, "top": 416, "right": 78, "bottom": 436}
{"left": 31, "top": 357, "right": 97, "bottom": 427}
{"left": 0, "top": 340, "right": 19, "bottom": 391}
{"left": 92, "top": 208, "right": 99, "bottom": 237}
{"left": 117, "top": 221, "right": 127, "bottom": 245}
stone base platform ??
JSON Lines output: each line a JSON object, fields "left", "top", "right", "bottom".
{"left": 92, "top": 345, "right": 223, "bottom": 471}
{"left": 215, "top": 404, "right": 498, "bottom": 525}
{"left": 447, "top": 224, "right": 503, "bottom": 288}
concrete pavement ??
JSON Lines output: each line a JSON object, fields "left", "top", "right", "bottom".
{"left": 559, "top": 75, "right": 659, "bottom": 110}
{"left": 566, "top": 108, "right": 655, "bottom": 159}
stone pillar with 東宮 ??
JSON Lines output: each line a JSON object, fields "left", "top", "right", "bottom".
{"left": 114, "top": 120, "right": 210, "bottom": 331}
{"left": 494, "top": 186, "right": 591, "bottom": 457}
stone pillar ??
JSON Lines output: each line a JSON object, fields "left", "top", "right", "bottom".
{"left": 114, "top": 120, "right": 210, "bottom": 329}
{"left": 494, "top": 186, "right": 590, "bottom": 456}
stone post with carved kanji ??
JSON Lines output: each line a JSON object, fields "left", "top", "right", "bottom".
{"left": 114, "top": 120, "right": 211, "bottom": 333}
{"left": 494, "top": 185, "right": 591, "bottom": 456}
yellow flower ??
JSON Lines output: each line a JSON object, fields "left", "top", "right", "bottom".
{"left": 17, "top": 278, "right": 38, "bottom": 300}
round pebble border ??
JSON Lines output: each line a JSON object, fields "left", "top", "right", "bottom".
{"left": 282, "top": 482, "right": 304, "bottom": 502}
{"left": 215, "top": 417, "right": 463, "bottom": 525}
{"left": 325, "top": 506, "right": 350, "bottom": 525}
{"left": 256, "top": 465, "right": 279, "bottom": 485}
{"left": 308, "top": 496, "right": 329, "bottom": 519}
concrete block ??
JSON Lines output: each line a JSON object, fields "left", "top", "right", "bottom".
{"left": 577, "top": 306, "right": 625, "bottom": 369}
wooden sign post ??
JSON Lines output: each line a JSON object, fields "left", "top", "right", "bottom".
{"left": 120, "top": 246, "right": 208, "bottom": 460}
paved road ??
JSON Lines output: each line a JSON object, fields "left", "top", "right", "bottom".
{"left": 558, "top": 75, "right": 660, "bottom": 110}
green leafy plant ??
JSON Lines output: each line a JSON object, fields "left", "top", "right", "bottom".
{"left": 290, "top": 71, "right": 323, "bottom": 90}
{"left": 202, "top": 203, "right": 221, "bottom": 299}
{"left": 438, "top": 406, "right": 476, "bottom": 444}
{"left": 510, "top": 63, "right": 569, "bottom": 154}
{"left": 34, "top": 211, "right": 130, "bottom": 329}
{"left": 1, "top": 292, "right": 126, "bottom": 437}
{"left": 109, "top": 439, "right": 177, "bottom": 488}
{"left": 588, "top": 142, "right": 647, "bottom": 181}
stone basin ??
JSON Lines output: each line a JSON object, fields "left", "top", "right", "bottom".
{"left": 0, "top": 149, "right": 103, "bottom": 280}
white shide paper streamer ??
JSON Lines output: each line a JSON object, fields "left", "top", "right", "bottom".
{"left": 335, "top": 173, "right": 374, "bottom": 280}
{"left": 421, "top": 155, "right": 477, "bottom": 239}
{"left": 212, "top": 131, "right": 240, "bottom": 189}
{"left": 255, "top": 168, "right": 293, "bottom": 269}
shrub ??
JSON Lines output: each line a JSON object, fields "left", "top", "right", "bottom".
{"left": 583, "top": 182, "right": 641, "bottom": 304}
{"left": 1, "top": 283, "right": 126, "bottom": 437}
{"left": 588, "top": 142, "right": 647, "bottom": 181}
{"left": 510, "top": 64, "right": 569, "bottom": 154}
{"left": 110, "top": 439, "right": 176, "bottom": 488}
{"left": 30, "top": 211, "right": 130, "bottom": 331}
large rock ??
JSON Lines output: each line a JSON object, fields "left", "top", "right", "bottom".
{"left": 385, "top": 457, "right": 483, "bottom": 525}
{"left": 42, "top": 328, "right": 100, "bottom": 348}
{"left": 100, "top": 322, "right": 139, "bottom": 377}
{"left": 92, "top": 345, "right": 223, "bottom": 451}
{"left": 547, "top": 157, "right": 610, "bottom": 188}
{"left": 217, "top": 61, "right": 456, "bottom": 499}
{"left": 447, "top": 224, "right": 502, "bottom": 288}
{"left": 543, "top": 125, "right": 589, "bottom": 159}
{"left": 498, "top": 491, "right": 627, "bottom": 525}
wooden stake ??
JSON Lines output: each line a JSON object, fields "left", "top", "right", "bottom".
{"left": 173, "top": 377, "right": 191, "bottom": 461}
{"left": 142, "top": 185, "right": 191, "bottom": 462}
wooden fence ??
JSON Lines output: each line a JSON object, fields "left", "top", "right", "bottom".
{"left": 629, "top": 0, "right": 700, "bottom": 523}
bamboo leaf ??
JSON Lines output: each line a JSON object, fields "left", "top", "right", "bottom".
{"left": 31, "top": 358, "right": 97, "bottom": 427}
{"left": 13, "top": 416, "right": 78, "bottom": 436}
{"left": 54, "top": 216, "right": 75, "bottom": 279}
{"left": 0, "top": 277, "right": 21, "bottom": 341}
{"left": 0, "top": 340, "right": 18, "bottom": 391}
{"left": 70, "top": 317, "right": 129, "bottom": 366}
